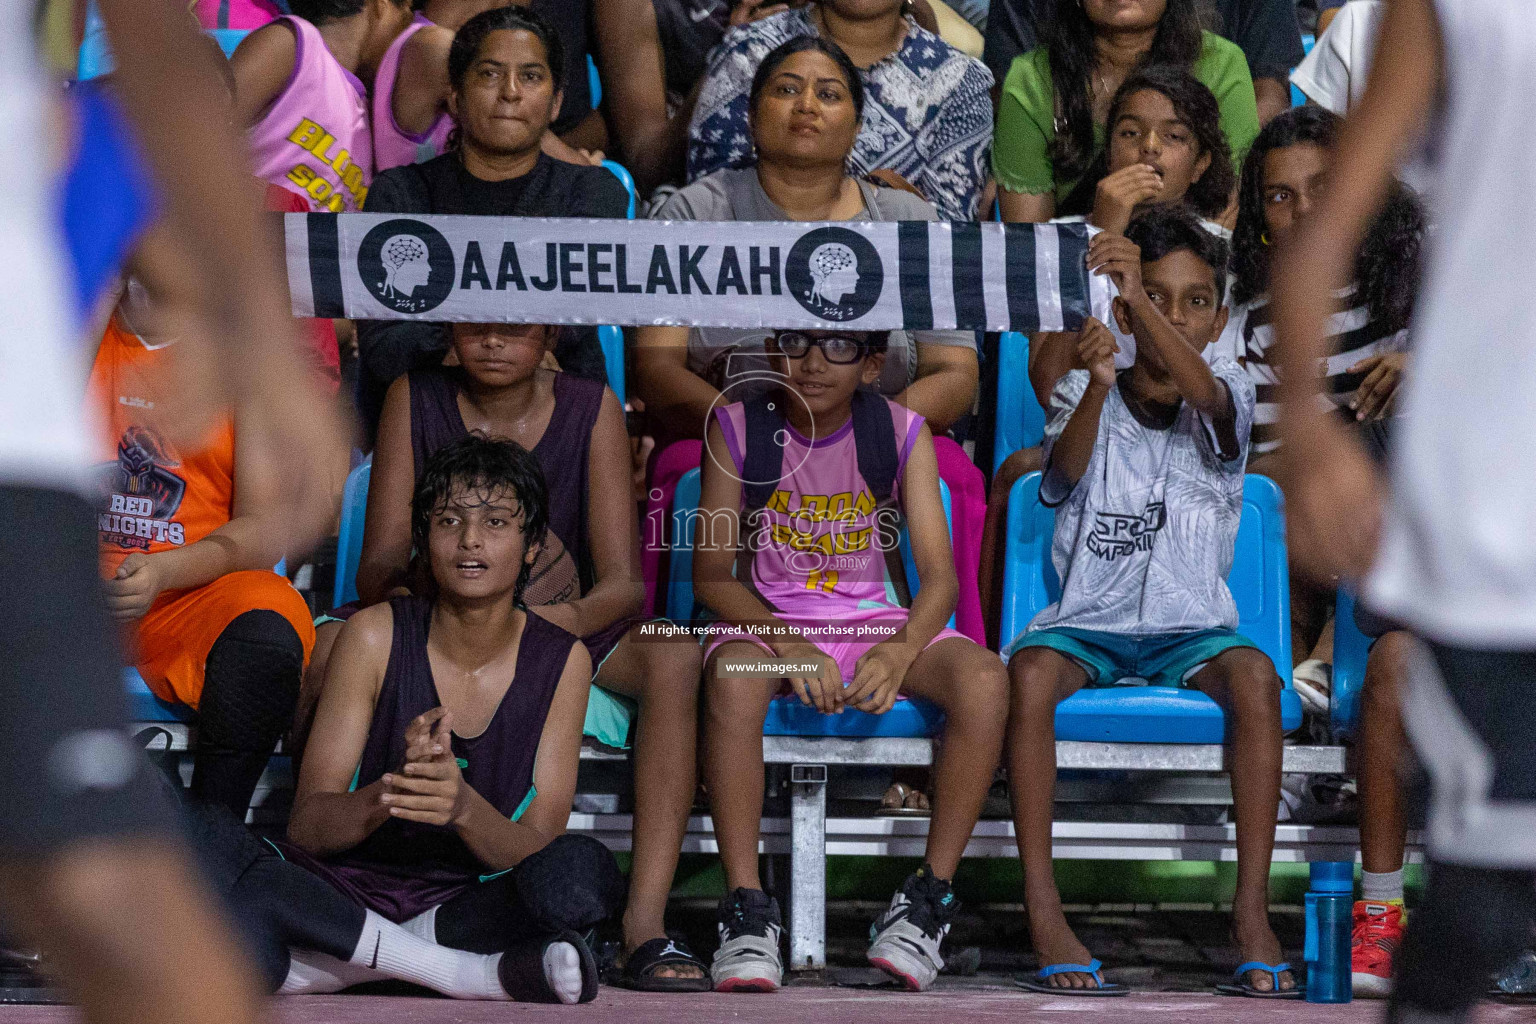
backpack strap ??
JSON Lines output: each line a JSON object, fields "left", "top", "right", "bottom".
{"left": 741, "top": 392, "right": 787, "bottom": 513}
{"left": 849, "top": 390, "right": 899, "bottom": 506}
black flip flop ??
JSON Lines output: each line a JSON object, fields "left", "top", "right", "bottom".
{"left": 620, "top": 937, "right": 712, "bottom": 993}
{"left": 1215, "top": 961, "right": 1304, "bottom": 999}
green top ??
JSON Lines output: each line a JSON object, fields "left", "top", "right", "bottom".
{"left": 992, "top": 31, "right": 1259, "bottom": 204}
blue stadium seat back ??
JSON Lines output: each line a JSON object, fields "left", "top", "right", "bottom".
{"left": 333, "top": 459, "right": 373, "bottom": 609}
{"left": 897, "top": 479, "right": 956, "bottom": 630}
{"left": 1000, "top": 472, "right": 1300, "bottom": 743}
{"left": 588, "top": 54, "right": 602, "bottom": 109}
{"left": 993, "top": 332, "right": 1047, "bottom": 473}
{"left": 764, "top": 694, "right": 945, "bottom": 737}
{"left": 1291, "top": 33, "right": 1316, "bottom": 107}
{"left": 210, "top": 29, "right": 250, "bottom": 58}
{"left": 598, "top": 325, "right": 626, "bottom": 405}
{"left": 600, "top": 160, "right": 638, "bottom": 220}
{"left": 124, "top": 668, "right": 193, "bottom": 723}
{"left": 665, "top": 467, "right": 703, "bottom": 622}
{"left": 1331, "top": 589, "right": 1371, "bottom": 739}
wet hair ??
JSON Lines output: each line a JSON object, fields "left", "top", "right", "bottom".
{"left": 1230, "top": 106, "right": 1425, "bottom": 332}
{"left": 1047, "top": 0, "right": 1206, "bottom": 186}
{"left": 1125, "top": 205, "right": 1230, "bottom": 306}
{"left": 289, "top": 0, "right": 405, "bottom": 25}
{"left": 748, "top": 35, "right": 866, "bottom": 122}
{"left": 448, "top": 5, "right": 565, "bottom": 93}
{"left": 1059, "top": 65, "right": 1233, "bottom": 221}
{"left": 412, "top": 434, "right": 549, "bottom": 603}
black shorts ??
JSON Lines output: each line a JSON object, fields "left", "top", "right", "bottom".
{"left": 1403, "top": 639, "right": 1536, "bottom": 867}
{"left": 0, "top": 486, "right": 170, "bottom": 856}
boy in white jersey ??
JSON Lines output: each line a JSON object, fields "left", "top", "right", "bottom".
{"left": 1005, "top": 209, "right": 1294, "bottom": 997}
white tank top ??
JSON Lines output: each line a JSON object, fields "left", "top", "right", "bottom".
{"left": 1367, "top": 0, "right": 1536, "bottom": 644}
{"left": 0, "top": 0, "right": 94, "bottom": 492}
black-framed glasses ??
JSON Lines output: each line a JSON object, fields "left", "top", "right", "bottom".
{"left": 772, "top": 331, "right": 869, "bottom": 364}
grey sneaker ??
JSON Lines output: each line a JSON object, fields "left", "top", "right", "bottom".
{"left": 867, "top": 865, "right": 958, "bottom": 991}
{"left": 711, "top": 888, "right": 783, "bottom": 993}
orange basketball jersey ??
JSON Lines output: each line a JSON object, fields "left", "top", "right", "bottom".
{"left": 88, "top": 317, "right": 236, "bottom": 579}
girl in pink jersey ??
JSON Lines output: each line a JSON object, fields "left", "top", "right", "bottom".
{"left": 372, "top": 0, "right": 605, "bottom": 172}
{"left": 694, "top": 329, "right": 1007, "bottom": 994}
{"left": 232, "top": 0, "right": 414, "bottom": 212}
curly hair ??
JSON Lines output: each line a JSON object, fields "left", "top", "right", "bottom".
{"left": 412, "top": 434, "right": 549, "bottom": 605}
{"left": 1057, "top": 64, "right": 1233, "bottom": 222}
{"left": 1047, "top": 0, "right": 1207, "bottom": 187}
{"left": 1125, "top": 205, "right": 1230, "bottom": 306}
{"left": 1230, "top": 106, "right": 1425, "bottom": 332}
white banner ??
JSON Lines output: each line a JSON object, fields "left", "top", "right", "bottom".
{"left": 285, "top": 213, "right": 1091, "bottom": 333}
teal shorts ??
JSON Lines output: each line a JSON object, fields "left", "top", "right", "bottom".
{"left": 1006, "top": 626, "right": 1263, "bottom": 688}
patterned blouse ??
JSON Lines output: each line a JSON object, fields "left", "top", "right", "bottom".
{"left": 685, "top": 8, "right": 994, "bottom": 221}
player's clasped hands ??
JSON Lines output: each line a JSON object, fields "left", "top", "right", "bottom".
{"left": 382, "top": 707, "right": 469, "bottom": 827}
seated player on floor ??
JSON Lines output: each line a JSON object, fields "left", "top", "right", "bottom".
{"left": 299, "top": 316, "right": 708, "bottom": 990}
{"left": 279, "top": 435, "right": 623, "bottom": 995}
{"left": 89, "top": 227, "right": 316, "bottom": 818}
{"left": 1003, "top": 209, "right": 1294, "bottom": 998}
{"left": 693, "top": 328, "right": 1008, "bottom": 993}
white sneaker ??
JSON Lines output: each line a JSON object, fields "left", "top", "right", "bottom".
{"left": 866, "top": 867, "right": 957, "bottom": 991}
{"left": 1292, "top": 659, "right": 1332, "bottom": 717}
{"left": 711, "top": 888, "right": 783, "bottom": 993}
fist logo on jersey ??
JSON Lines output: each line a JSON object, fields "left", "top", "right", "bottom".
{"left": 359, "top": 219, "right": 456, "bottom": 314}
{"left": 786, "top": 227, "right": 883, "bottom": 322}
{"left": 96, "top": 426, "right": 188, "bottom": 551}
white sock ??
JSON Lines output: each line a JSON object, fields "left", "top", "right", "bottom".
{"left": 401, "top": 905, "right": 438, "bottom": 942}
{"left": 1361, "top": 868, "right": 1406, "bottom": 904}
{"left": 544, "top": 941, "right": 585, "bottom": 1005}
{"left": 279, "top": 950, "right": 381, "bottom": 994}
{"left": 350, "top": 909, "right": 508, "bottom": 1001}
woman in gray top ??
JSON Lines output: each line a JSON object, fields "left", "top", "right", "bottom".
{"left": 636, "top": 34, "right": 979, "bottom": 449}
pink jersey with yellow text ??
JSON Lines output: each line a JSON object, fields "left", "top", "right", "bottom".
{"left": 247, "top": 16, "right": 371, "bottom": 213}
{"left": 713, "top": 397, "right": 925, "bottom": 627}
{"left": 372, "top": 14, "right": 455, "bottom": 172}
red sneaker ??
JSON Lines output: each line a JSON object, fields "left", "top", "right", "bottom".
{"left": 1351, "top": 900, "right": 1404, "bottom": 998}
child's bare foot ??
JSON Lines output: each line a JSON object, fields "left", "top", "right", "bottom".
{"left": 1026, "top": 894, "right": 1103, "bottom": 990}
{"left": 1231, "top": 900, "right": 1296, "bottom": 993}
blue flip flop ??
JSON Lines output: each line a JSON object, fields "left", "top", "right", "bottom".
{"left": 1215, "top": 961, "right": 1304, "bottom": 998}
{"left": 1014, "top": 958, "right": 1129, "bottom": 996}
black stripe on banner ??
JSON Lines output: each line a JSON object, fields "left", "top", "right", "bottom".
{"left": 897, "top": 221, "right": 933, "bottom": 331}
{"left": 307, "top": 213, "right": 345, "bottom": 319}
{"left": 950, "top": 221, "right": 985, "bottom": 329}
{"left": 1003, "top": 222, "right": 1039, "bottom": 334}
{"left": 1056, "top": 222, "right": 1091, "bottom": 331}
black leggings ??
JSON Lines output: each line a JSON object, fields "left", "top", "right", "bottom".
{"left": 191, "top": 609, "right": 304, "bottom": 817}
{"left": 431, "top": 833, "right": 626, "bottom": 954}
{"left": 179, "top": 798, "right": 624, "bottom": 989}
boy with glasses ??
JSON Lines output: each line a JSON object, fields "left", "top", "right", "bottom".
{"left": 692, "top": 328, "right": 1008, "bottom": 993}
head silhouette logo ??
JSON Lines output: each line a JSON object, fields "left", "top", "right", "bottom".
{"left": 359, "top": 219, "right": 455, "bottom": 314}
{"left": 787, "top": 227, "right": 882, "bottom": 322}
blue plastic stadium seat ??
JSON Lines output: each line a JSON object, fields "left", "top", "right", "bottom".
{"left": 124, "top": 668, "right": 194, "bottom": 723}
{"left": 600, "top": 160, "right": 638, "bottom": 221}
{"left": 1291, "top": 33, "right": 1316, "bottom": 107}
{"left": 1000, "top": 471, "right": 1301, "bottom": 743}
{"left": 599, "top": 325, "right": 626, "bottom": 406}
{"left": 993, "top": 331, "right": 1047, "bottom": 473}
{"left": 333, "top": 459, "right": 372, "bottom": 608}
{"left": 667, "top": 465, "right": 955, "bottom": 738}
{"left": 587, "top": 54, "right": 602, "bottom": 109}
{"left": 1330, "top": 589, "right": 1371, "bottom": 739}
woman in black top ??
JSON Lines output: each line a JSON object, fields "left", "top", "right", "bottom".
{"left": 357, "top": 7, "right": 629, "bottom": 439}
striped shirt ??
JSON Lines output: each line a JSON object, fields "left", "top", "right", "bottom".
{"left": 1214, "top": 287, "right": 1407, "bottom": 454}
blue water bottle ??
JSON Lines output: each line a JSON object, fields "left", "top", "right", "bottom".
{"left": 1304, "top": 861, "right": 1354, "bottom": 1003}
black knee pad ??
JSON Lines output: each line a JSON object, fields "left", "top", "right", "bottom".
{"left": 199, "top": 610, "right": 304, "bottom": 748}
{"left": 513, "top": 834, "right": 626, "bottom": 933}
